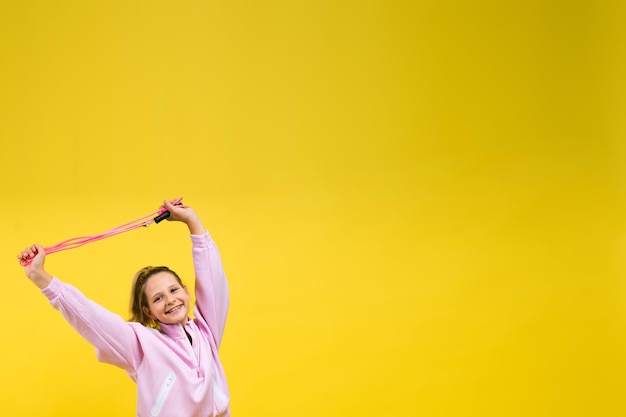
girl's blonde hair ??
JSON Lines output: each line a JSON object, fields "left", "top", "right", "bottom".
{"left": 129, "top": 266, "right": 184, "bottom": 330}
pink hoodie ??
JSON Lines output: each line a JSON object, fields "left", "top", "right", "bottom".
{"left": 42, "top": 232, "right": 231, "bottom": 417}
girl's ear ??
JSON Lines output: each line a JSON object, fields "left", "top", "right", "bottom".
{"left": 142, "top": 306, "right": 155, "bottom": 319}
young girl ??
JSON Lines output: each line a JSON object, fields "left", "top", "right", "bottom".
{"left": 18, "top": 200, "right": 231, "bottom": 417}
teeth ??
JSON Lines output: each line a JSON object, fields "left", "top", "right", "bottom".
{"left": 167, "top": 305, "right": 182, "bottom": 314}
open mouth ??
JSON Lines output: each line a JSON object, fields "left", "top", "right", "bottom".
{"left": 166, "top": 305, "right": 183, "bottom": 315}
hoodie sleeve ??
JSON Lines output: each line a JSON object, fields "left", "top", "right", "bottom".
{"left": 42, "top": 277, "right": 143, "bottom": 373}
{"left": 191, "top": 231, "right": 230, "bottom": 348}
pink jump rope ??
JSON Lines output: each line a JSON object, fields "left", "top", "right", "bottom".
{"left": 19, "top": 198, "right": 186, "bottom": 267}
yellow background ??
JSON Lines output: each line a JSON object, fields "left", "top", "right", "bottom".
{"left": 1, "top": 1, "right": 625, "bottom": 416}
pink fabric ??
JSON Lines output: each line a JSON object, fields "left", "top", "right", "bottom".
{"left": 41, "top": 231, "right": 230, "bottom": 417}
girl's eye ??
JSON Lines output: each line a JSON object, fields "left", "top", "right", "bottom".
{"left": 171, "top": 287, "right": 179, "bottom": 293}
{"left": 153, "top": 296, "right": 162, "bottom": 303}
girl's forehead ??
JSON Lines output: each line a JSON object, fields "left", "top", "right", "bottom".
{"left": 145, "top": 271, "right": 180, "bottom": 289}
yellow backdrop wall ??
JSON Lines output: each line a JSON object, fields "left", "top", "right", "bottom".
{"left": 1, "top": 1, "right": 625, "bottom": 416}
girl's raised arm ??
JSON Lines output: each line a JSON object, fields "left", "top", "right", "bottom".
{"left": 162, "top": 199, "right": 230, "bottom": 347}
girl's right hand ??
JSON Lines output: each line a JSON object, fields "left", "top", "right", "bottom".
{"left": 18, "top": 244, "right": 53, "bottom": 288}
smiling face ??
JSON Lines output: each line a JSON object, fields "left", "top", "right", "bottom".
{"left": 142, "top": 271, "right": 191, "bottom": 325}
